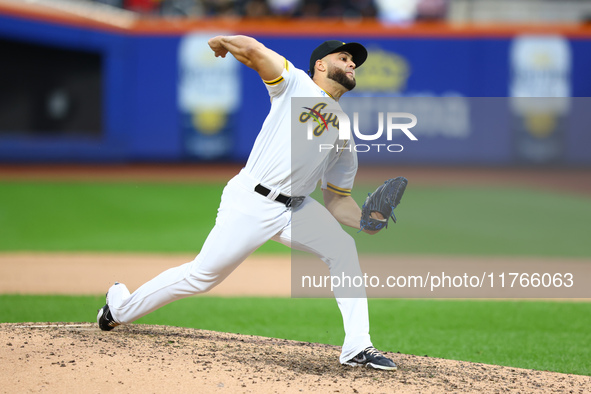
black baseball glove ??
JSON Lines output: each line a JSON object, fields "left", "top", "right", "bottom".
{"left": 360, "top": 177, "right": 408, "bottom": 232}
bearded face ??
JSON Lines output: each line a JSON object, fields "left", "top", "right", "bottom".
{"left": 327, "top": 63, "right": 356, "bottom": 91}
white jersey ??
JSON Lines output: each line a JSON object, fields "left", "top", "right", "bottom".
{"left": 244, "top": 58, "right": 358, "bottom": 198}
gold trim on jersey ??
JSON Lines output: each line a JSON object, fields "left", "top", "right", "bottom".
{"left": 320, "top": 88, "right": 335, "bottom": 99}
{"left": 326, "top": 182, "right": 351, "bottom": 196}
{"left": 264, "top": 75, "right": 284, "bottom": 86}
{"left": 263, "top": 58, "right": 289, "bottom": 86}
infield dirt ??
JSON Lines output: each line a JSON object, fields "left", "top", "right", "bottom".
{"left": 2, "top": 321, "right": 590, "bottom": 394}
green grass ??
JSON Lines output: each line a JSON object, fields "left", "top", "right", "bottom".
{"left": 0, "top": 182, "right": 287, "bottom": 253}
{"left": 341, "top": 186, "right": 591, "bottom": 257}
{"left": 1, "top": 181, "right": 591, "bottom": 256}
{"left": 1, "top": 295, "right": 589, "bottom": 376}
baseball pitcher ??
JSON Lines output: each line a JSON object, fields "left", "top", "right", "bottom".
{"left": 98, "top": 35, "right": 407, "bottom": 370}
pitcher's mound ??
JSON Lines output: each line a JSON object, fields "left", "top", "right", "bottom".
{"left": 1, "top": 323, "right": 589, "bottom": 393}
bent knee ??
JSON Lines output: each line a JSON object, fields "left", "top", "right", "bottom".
{"left": 323, "top": 232, "right": 358, "bottom": 261}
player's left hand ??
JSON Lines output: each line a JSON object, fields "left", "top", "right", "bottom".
{"left": 360, "top": 177, "right": 408, "bottom": 232}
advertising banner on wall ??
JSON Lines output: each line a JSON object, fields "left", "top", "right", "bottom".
{"left": 509, "top": 35, "right": 572, "bottom": 165}
{"left": 178, "top": 32, "right": 241, "bottom": 160}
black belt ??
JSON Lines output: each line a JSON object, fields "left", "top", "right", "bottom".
{"left": 254, "top": 184, "right": 305, "bottom": 209}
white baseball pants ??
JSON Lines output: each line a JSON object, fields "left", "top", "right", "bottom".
{"left": 108, "top": 170, "right": 373, "bottom": 363}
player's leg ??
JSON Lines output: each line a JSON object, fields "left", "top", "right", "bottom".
{"left": 107, "top": 174, "right": 291, "bottom": 325}
{"left": 271, "top": 197, "right": 373, "bottom": 364}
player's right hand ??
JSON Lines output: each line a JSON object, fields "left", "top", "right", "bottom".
{"left": 208, "top": 36, "right": 229, "bottom": 58}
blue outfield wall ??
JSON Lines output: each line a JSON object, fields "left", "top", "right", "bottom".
{"left": 0, "top": 13, "right": 590, "bottom": 165}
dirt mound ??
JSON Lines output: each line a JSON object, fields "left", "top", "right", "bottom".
{"left": 1, "top": 323, "right": 589, "bottom": 393}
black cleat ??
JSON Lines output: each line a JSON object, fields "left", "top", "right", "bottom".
{"left": 343, "top": 347, "right": 397, "bottom": 371}
{"left": 97, "top": 304, "right": 119, "bottom": 331}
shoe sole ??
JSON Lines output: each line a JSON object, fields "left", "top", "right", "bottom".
{"left": 97, "top": 304, "right": 119, "bottom": 331}
{"left": 97, "top": 282, "right": 122, "bottom": 331}
{"left": 97, "top": 305, "right": 110, "bottom": 331}
{"left": 343, "top": 361, "right": 398, "bottom": 371}
{"left": 367, "top": 362, "right": 397, "bottom": 371}
{"left": 342, "top": 361, "right": 397, "bottom": 371}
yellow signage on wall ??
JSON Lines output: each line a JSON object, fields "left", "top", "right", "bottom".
{"left": 355, "top": 49, "right": 410, "bottom": 93}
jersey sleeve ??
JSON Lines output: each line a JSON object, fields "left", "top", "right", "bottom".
{"left": 321, "top": 139, "right": 358, "bottom": 197}
{"left": 262, "top": 57, "right": 293, "bottom": 98}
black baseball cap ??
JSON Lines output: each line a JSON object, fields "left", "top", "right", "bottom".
{"left": 308, "top": 40, "right": 368, "bottom": 77}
